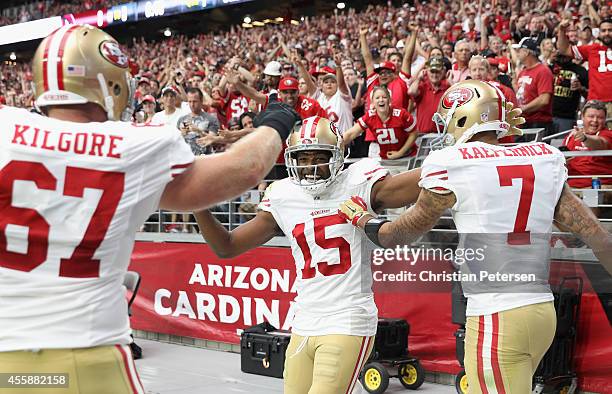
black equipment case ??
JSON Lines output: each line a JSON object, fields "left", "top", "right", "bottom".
{"left": 373, "top": 318, "right": 410, "bottom": 358}
{"left": 240, "top": 322, "right": 291, "bottom": 378}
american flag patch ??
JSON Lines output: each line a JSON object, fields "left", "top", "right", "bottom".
{"left": 66, "top": 65, "right": 86, "bottom": 76}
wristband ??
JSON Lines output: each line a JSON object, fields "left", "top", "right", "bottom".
{"left": 253, "top": 99, "right": 301, "bottom": 141}
{"left": 364, "top": 218, "right": 390, "bottom": 247}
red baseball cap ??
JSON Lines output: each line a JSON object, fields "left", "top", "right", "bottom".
{"left": 278, "top": 77, "right": 299, "bottom": 91}
{"left": 375, "top": 61, "right": 397, "bottom": 73}
{"left": 142, "top": 94, "right": 156, "bottom": 103}
{"left": 311, "top": 66, "right": 336, "bottom": 77}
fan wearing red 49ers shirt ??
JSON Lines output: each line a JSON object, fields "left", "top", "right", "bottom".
{"left": 344, "top": 86, "right": 417, "bottom": 160}
{"left": 558, "top": 19, "right": 612, "bottom": 113}
{"left": 268, "top": 77, "right": 327, "bottom": 119}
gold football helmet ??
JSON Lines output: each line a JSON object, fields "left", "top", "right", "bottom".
{"left": 33, "top": 24, "right": 134, "bottom": 121}
{"left": 431, "top": 80, "right": 523, "bottom": 148}
{"left": 284, "top": 116, "right": 344, "bottom": 195}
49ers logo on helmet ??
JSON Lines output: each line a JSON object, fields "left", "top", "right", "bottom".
{"left": 99, "top": 41, "right": 128, "bottom": 68}
{"left": 442, "top": 87, "right": 474, "bottom": 109}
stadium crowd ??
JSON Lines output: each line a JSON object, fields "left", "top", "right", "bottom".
{"left": 2, "top": 0, "right": 611, "bottom": 195}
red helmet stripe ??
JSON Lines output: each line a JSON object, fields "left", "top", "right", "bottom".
{"left": 56, "top": 25, "right": 79, "bottom": 91}
{"left": 486, "top": 81, "right": 506, "bottom": 122}
{"left": 41, "top": 31, "right": 56, "bottom": 91}
{"left": 309, "top": 116, "right": 321, "bottom": 139}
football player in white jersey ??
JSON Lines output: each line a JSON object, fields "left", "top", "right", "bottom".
{"left": 339, "top": 80, "right": 612, "bottom": 393}
{"left": 194, "top": 116, "right": 421, "bottom": 394}
{"left": 0, "top": 25, "right": 298, "bottom": 394}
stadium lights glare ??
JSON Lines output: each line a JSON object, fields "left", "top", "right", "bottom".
{"left": 263, "top": 19, "right": 271, "bottom": 24}
{"left": 291, "top": 20, "right": 299, "bottom": 25}
{"left": 300, "top": 16, "right": 305, "bottom": 21}
{"left": 242, "top": 23, "right": 252, "bottom": 28}
{"left": 337, "top": 2, "right": 346, "bottom": 9}
{"left": 163, "top": 28, "right": 171, "bottom": 37}
{"left": 275, "top": 17, "right": 284, "bottom": 22}
{"left": 9, "top": 52, "right": 16, "bottom": 61}
{"left": 252, "top": 21, "right": 265, "bottom": 26}
{"left": 243, "top": 16, "right": 251, "bottom": 24}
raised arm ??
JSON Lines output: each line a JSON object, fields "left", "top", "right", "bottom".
{"left": 194, "top": 209, "right": 280, "bottom": 258}
{"left": 292, "top": 50, "right": 317, "bottom": 96}
{"left": 360, "top": 25, "right": 375, "bottom": 76}
{"left": 557, "top": 19, "right": 573, "bottom": 57}
{"left": 333, "top": 52, "right": 349, "bottom": 96}
{"left": 159, "top": 103, "right": 299, "bottom": 211}
{"left": 229, "top": 69, "right": 268, "bottom": 106}
{"left": 554, "top": 184, "right": 612, "bottom": 276}
{"left": 402, "top": 22, "right": 419, "bottom": 76}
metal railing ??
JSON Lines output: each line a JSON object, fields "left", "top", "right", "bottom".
{"left": 141, "top": 140, "right": 612, "bottom": 233}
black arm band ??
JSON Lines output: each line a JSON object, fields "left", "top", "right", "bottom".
{"left": 364, "top": 219, "right": 390, "bottom": 247}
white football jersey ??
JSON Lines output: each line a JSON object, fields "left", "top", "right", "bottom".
{"left": 259, "top": 158, "right": 388, "bottom": 336}
{"left": 419, "top": 141, "right": 567, "bottom": 316}
{"left": 314, "top": 89, "right": 354, "bottom": 134}
{"left": 0, "top": 105, "right": 194, "bottom": 351}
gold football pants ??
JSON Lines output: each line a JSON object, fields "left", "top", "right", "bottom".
{"left": 464, "top": 302, "right": 556, "bottom": 394}
{"left": 284, "top": 333, "right": 375, "bottom": 394}
{"left": 0, "top": 345, "right": 143, "bottom": 394}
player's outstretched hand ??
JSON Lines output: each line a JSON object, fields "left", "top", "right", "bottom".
{"left": 254, "top": 96, "right": 301, "bottom": 141}
{"left": 338, "top": 196, "right": 373, "bottom": 227}
{"left": 505, "top": 102, "right": 525, "bottom": 135}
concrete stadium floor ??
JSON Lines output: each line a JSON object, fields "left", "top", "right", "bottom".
{"left": 135, "top": 339, "right": 457, "bottom": 394}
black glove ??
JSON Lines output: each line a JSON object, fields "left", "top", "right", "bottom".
{"left": 254, "top": 94, "right": 301, "bottom": 141}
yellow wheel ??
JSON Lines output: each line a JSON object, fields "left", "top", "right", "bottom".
{"left": 555, "top": 381, "right": 574, "bottom": 394}
{"left": 455, "top": 369, "right": 468, "bottom": 394}
{"left": 399, "top": 361, "right": 425, "bottom": 389}
{"left": 359, "top": 362, "right": 389, "bottom": 394}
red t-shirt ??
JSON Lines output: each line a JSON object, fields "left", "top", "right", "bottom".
{"left": 563, "top": 128, "right": 612, "bottom": 188}
{"left": 295, "top": 95, "right": 327, "bottom": 119}
{"left": 411, "top": 78, "right": 451, "bottom": 134}
{"left": 357, "top": 108, "right": 417, "bottom": 159}
{"left": 263, "top": 94, "right": 327, "bottom": 119}
{"left": 365, "top": 71, "right": 411, "bottom": 111}
{"left": 572, "top": 44, "right": 612, "bottom": 102}
{"left": 223, "top": 91, "right": 250, "bottom": 123}
{"left": 516, "top": 63, "right": 553, "bottom": 123}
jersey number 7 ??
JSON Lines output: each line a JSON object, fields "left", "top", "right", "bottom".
{"left": 0, "top": 160, "right": 124, "bottom": 278}
{"left": 497, "top": 164, "right": 535, "bottom": 245}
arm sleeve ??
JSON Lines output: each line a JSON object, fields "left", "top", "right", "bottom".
{"left": 536, "top": 67, "right": 554, "bottom": 95}
{"left": 365, "top": 72, "right": 379, "bottom": 90}
{"left": 357, "top": 113, "right": 370, "bottom": 131}
{"left": 570, "top": 45, "right": 589, "bottom": 62}
{"left": 398, "top": 71, "right": 411, "bottom": 86}
{"left": 349, "top": 158, "right": 390, "bottom": 216}
{"left": 418, "top": 150, "right": 455, "bottom": 195}
{"left": 257, "top": 181, "right": 285, "bottom": 229}
{"left": 403, "top": 110, "right": 417, "bottom": 132}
